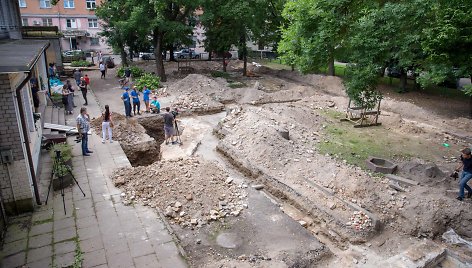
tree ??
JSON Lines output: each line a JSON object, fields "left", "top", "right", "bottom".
{"left": 201, "top": 0, "right": 284, "bottom": 74}
{"left": 278, "top": 0, "right": 364, "bottom": 76}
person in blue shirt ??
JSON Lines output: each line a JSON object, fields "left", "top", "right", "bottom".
{"left": 131, "top": 86, "right": 141, "bottom": 115}
{"left": 150, "top": 95, "right": 160, "bottom": 113}
{"left": 142, "top": 86, "right": 151, "bottom": 113}
{"left": 121, "top": 87, "right": 132, "bottom": 117}
{"left": 456, "top": 147, "right": 472, "bottom": 201}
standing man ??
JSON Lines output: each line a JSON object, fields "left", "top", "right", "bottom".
{"left": 99, "top": 62, "right": 106, "bottom": 79}
{"left": 456, "top": 148, "right": 472, "bottom": 201}
{"left": 130, "top": 86, "right": 141, "bottom": 115}
{"left": 162, "top": 107, "right": 175, "bottom": 145}
{"left": 79, "top": 77, "right": 88, "bottom": 105}
{"left": 124, "top": 67, "right": 131, "bottom": 83}
{"left": 73, "top": 69, "right": 82, "bottom": 86}
{"left": 76, "top": 107, "right": 93, "bottom": 156}
{"left": 121, "top": 87, "right": 132, "bottom": 117}
{"left": 98, "top": 51, "right": 103, "bottom": 63}
{"left": 84, "top": 74, "right": 90, "bottom": 88}
{"left": 143, "top": 86, "right": 151, "bottom": 113}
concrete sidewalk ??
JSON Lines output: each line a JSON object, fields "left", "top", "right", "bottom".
{"left": 1, "top": 90, "right": 187, "bottom": 267}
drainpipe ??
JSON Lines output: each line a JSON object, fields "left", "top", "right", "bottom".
{"left": 15, "top": 71, "right": 42, "bottom": 205}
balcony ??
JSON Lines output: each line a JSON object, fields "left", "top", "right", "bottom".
{"left": 22, "top": 26, "right": 61, "bottom": 38}
{"left": 62, "top": 29, "right": 88, "bottom": 38}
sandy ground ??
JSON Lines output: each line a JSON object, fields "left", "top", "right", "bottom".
{"left": 83, "top": 59, "right": 472, "bottom": 267}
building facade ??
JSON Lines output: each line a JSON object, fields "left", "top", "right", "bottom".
{"left": 0, "top": 0, "right": 50, "bottom": 224}
{"left": 19, "top": 0, "right": 111, "bottom": 53}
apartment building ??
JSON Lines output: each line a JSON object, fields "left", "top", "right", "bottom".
{"left": 19, "top": 0, "right": 111, "bottom": 53}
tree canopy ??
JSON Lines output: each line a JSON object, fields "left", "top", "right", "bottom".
{"left": 278, "top": 0, "right": 472, "bottom": 112}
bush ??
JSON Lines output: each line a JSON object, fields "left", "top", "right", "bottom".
{"left": 71, "top": 60, "right": 91, "bottom": 67}
{"left": 210, "top": 71, "right": 231, "bottom": 79}
{"left": 49, "top": 143, "right": 73, "bottom": 162}
{"left": 50, "top": 92, "right": 64, "bottom": 107}
{"left": 134, "top": 73, "right": 160, "bottom": 91}
{"left": 117, "top": 66, "right": 144, "bottom": 78}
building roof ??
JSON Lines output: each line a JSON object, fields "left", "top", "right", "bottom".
{"left": 0, "top": 39, "right": 50, "bottom": 73}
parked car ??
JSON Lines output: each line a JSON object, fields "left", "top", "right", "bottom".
{"left": 174, "top": 49, "right": 200, "bottom": 59}
{"left": 102, "top": 56, "right": 115, "bottom": 68}
{"left": 141, "top": 52, "right": 155, "bottom": 60}
{"left": 62, "top": 50, "right": 86, "bottom": 63}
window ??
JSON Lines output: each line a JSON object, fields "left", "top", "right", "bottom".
{"left": 18, "top": 0, "right": 26, "bottom": 8}
{"left": 66, "top": 19, "right": 77, "bottom": 28}
{"left": 88, "top": 19, "right": 98, "bottom": 28}
{"left": 21, "top": 18, "right": 28, "bottom": 26}
{"left": 42, "top": 18, "right": 53, "bottom": 26}
{"left": 63, "top": 0, "right": 74, "bottom": 8}
{"left": 40, "top": 0, "right": 51, "bottom": 8}
{"left": 86, "top": 0, "right": 96, "bottom": 9}
{"left": 90, "top": 38, "right": 99, "bottom": 46}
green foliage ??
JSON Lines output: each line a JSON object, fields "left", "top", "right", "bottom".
{"left": 49, "top": 143, "right": 73, "bottom": 163}
{"left": 117, "top": 66, "right": 144, "bottom": 78}
{"left": 71, "top": 60, "right": 91, "bottom": 67}
{"left": 344, "top": 64, "right": 383, "bottom": 109}
{"left": 134, "top": 73, "right": 160, "bottom": 91}
{"left": 210, "top": 71, "right": 231, "bottom": 79}
{"left": 50, "top": 92, "right": 64, "bottom": 107}
{"left": 464, "top": 85, "right": 472, "bottom": 97}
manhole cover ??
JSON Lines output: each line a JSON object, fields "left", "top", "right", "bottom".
{"left": 216, "top": 232, "right": 243, "bottom": 249}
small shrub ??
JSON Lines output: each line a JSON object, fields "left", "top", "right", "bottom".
{"left": 117, "top": 66, "right": 144, "bottom": 78}
{"left": 134, "top": 73, "right": 160, "bottom": 91}
{"left": 210, "top": 71, "right": 231, "bottom": 79}
{"left": 49, "top": 143, "right": 73, "bottom": 163}
{"left": 228, "top": 81, "right": 246, "bottom": 88}
{"left": 50, "top": 92, "right": 64, "bottom": 107}
{"left": 71, "top": 60, "right": 91, "bottom": 67}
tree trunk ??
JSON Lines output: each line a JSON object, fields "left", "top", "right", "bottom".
{"left": 241, "top": 35, "right": 247, "bottom": 76}
{"left": 222, "top": 53, "right": 226, "bottom": 72}
{"left": 208, "top": 51, "right": 212, "bottom": 61}
{"left": 327, "top": 53, "right": 335, "bottom": 76}
{"left": 400, "top": 70, "right": 407, "bottom": 92}
{"left": 119, "top": 46, "right": 128, "bottom": 67}
{"left": 154, "top": 31, "right": 166, "bottom": 82}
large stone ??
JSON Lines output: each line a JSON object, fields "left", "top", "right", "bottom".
{"left": 366, "top": 157, "right": 397, "bottom": 174}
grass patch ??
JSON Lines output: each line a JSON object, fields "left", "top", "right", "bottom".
{"left": 32, "top": 218, "right": 53, "bottom": 225}
{"left": 228, "top": 81, "right": 247, "bottom": 88}
{"left": 317, "top": 124, "right": 410, "bottom": 169}
{"left": 211, "top": 71, "right": 231, "bottom": 79}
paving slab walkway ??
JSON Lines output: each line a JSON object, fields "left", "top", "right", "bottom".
{"left": 1, "top": 89, "right": 187, "bottom": 268}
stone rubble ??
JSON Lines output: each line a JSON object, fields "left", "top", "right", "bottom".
{"left": 111, "top": 157, "right": 248, "bottom": 229}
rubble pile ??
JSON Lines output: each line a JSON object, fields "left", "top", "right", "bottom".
{"left": 346, "top": 211, "right": 373, "bottom": 231}
{"left": 112, "top": 157, "right": 248, "bottom": 229}
{"left": 173, "top": 93, "right": 210, "bottom": 110}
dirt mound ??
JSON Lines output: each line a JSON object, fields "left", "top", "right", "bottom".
{"left": 216, "top": 103, "right": 472, "bottom": 239}
{"left": 398, "top": 159, "right": 446, "bottom": 185}
{"left": 112, "top": 157, "right": 248, "bottom": 229}
{"left": 92, "top": 113, "right": 160, "bottom": 166}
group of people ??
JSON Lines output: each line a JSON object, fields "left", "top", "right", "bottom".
{"left": 76, "top": 105, "right": 113, "bottom": 156}
{"left": 121, "top": 86, "right": 160, "bottom": 117}
{"left": 62, "top": 69, "right": 91, "bottom": 114}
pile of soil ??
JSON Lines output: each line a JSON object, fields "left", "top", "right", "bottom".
{"left": 216, "top": 103, "right": 472, "bottom": 239}
{"left": 112, "top": 157, "right": 248, "bottom": 229}
{"left": 91, "top": 113, "right": 159, "bottom": 166}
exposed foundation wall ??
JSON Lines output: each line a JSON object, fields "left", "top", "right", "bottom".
{"left": 0, "top": 74, "right": 34, "bottom": 215}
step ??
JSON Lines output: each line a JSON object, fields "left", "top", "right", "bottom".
{"left": 43, "top": 106, "right": 53, "bottom": 125}
{"left": 52, "top": 107, "right": 59, "bottom": 125}
{"left": 58, "top": 108, "right": 65, "bottom": 126}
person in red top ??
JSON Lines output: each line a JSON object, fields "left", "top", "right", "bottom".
{"left": 84, "top": 74, "right": 90, "bottom": 87}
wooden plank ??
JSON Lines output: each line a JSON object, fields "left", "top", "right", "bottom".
{"left": 44, "top": 123, "right": 91, "bottom": 135}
